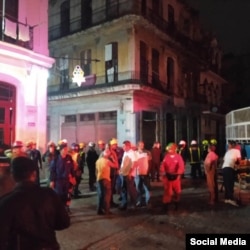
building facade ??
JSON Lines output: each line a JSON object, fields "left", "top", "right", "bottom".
{"left": 0, "top": 0, "right": 54, "bottom": 151}
{"left": 48, "top": 0, "right": 226, "bottom": 153}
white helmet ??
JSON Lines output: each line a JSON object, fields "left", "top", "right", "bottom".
{"left": 88, "top": 141, "right": 95, "bottom": 147}
{"left": 179, "top": 140, "right": 186, "bottom": 145}
{"left": 191, "top": 140, "right": 197, "bottom": 145}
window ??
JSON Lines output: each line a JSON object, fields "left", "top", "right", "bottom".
{"left": 168, "top": 4, "right": 175, "bottom": 32}
{"left": 152, "top": 0, "right": 163, "bottom": 17}
{"left": 80, "top": 113, "right": 95, "bottom": 121}
{"left": 60, "top": 1, "right": 70, "bottom": 36}
{"left": 58, "top": 55, "right": 69, "bottom": 90}
{"left": 65, "top": 115, "right": 76, "bottom": 123}
{"left": 167, "top": 57, "right": 174, "bottom": 94}
{"left": 152, "top": 48, "right": 159, "bottom": 84}
{"left": 81, "top": 0, "right": 92, "bottom": 29}
{"left": 106, "top": 0, "right": 118, "bottom": 20}
{"left": 80, "top": 49, "right": 91, "bottom": 76}
{"left": 140, "top": 41, "right": 148, "bottom": 83}
{"left": 99, "top": 111, "right": 117, "bottom": 120}
{"left": 105, "top": 42, "right": 118, "bottom": 83}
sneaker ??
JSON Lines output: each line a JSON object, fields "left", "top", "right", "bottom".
{"left": 227, "top": 199, "right": 239, "bottom": 207}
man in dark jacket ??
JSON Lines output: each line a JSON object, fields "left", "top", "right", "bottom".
{"left": 0, "top": 156, "right": 70, "bottom": 250}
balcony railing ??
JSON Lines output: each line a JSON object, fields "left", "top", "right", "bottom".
{"left": 47, "top": 70, "right": 209, "bottom": 106}
{"left": 48, "top": 1, "right": 206, "bottom": 60}
{"left": 0, "top": 16, "right": 33, "bottom": 50}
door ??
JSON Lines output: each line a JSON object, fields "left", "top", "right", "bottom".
{"left": 0, "top": 83, "right": 16, "bottom": 146}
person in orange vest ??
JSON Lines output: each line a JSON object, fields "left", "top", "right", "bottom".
{"left": 189, "top": 140, "right": 202, "bottom": 179}
{"left": 160, "top": 143, "right": 185, "bottom": 212}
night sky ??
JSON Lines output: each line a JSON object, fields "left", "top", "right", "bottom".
{"left": 186, "top": 0, "right": 250, "bottom": 55}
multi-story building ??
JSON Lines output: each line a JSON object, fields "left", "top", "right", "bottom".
{"left": 48, "top": 0, "right": 226, "bottom": 153}
{"left": 0, "top": 0, "right": 54, "bottom": 151}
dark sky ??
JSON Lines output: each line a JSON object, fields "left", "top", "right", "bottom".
{"left": 185, "top": 0, "right": 250, "bottom": 55}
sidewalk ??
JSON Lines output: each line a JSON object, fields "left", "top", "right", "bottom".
{"left": 55, "top": 170, "right": 250, "bottom": 250}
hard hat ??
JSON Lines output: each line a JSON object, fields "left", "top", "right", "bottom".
{"left": 79, "top": 142, "right": 85, "bottom": 149}
{"left": 179, "top": 140, "right": 186, "bottom": 146}
{"left": 57, "top": 140, "right": 68, "bottom": 151}
{"left": 110, "top": 138, "right": 118, "bottom": 145}
{"left": 98, "top": 140, "right": 105, "bottom": 145}
{"left": 190, "top": 140, "right": 197, "bottom": 146}
{"left": 202, "top": 139, "right": 209, "bottom": 146}
{"left": 210, "top": 139, "right": 217, "bottom": 145}
{"left": 12, "top": 141, "right": 24, "bottom": 148}
{"left": 26, "top": 140, "right": 34, "bottom": 147}
{"left": 166, "top": 143, "right": 177, "bottom": 152}
{"left": 88, "top": 141, "right": 95, "bottom": 147}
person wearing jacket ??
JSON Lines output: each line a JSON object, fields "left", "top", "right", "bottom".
{"left": 0, "top": 156, "right": 70, "bottom": 250}
{"left": 160, "top": 143, "right": 185, "bottom": 212}
{"left": 50, "top": 140, "right": 75, "bottom": 213}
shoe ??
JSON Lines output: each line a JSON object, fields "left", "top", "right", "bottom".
{"left": 119, "top": 205, "right": 127, "bottom": 211}
{"left": 97, "top": 210, "right": 105, "bottom": 215}
{"left": 110, "top": 202, "right": 119, "bottom": 208}
{"left": 136, "top": 201, "right": 141, "bottom": 207}
{"left": 224, "top": 199, "right": 230, "bottom": 204}
{"left": 227, "top": 199, "right": 239, "bottom": 207}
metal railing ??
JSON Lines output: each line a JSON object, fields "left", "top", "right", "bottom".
{"left": 0, "top": 16, "right": 33, "bottom": 50}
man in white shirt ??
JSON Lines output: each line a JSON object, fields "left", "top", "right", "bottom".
{"left": 119, "top": 140, "right": 138, "bottom": 210}
{"left": 222, "top": 140, "right": 241, "bottom": 206}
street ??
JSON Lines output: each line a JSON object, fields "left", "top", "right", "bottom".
{"left": 54, "top": 171, "right": 250, "bottom": 250}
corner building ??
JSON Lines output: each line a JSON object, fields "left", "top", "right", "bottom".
{"left": 48, "top": 0, "right": 226, "bottom": 152}
{"left": 0, "top": 0, "right": 54, "bottom": 151}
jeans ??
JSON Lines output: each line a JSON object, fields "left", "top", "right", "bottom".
{"left": 97, "top": 179, "right": 111, "bottom": 213}
{"left": 222, "top": 167, "right": 236, "bottom": 200}
{"left": 135, "top": 175, "right": 150, "bottom": 205}
{"left": 120, "top": 176, "right": 137, "bottom": 207}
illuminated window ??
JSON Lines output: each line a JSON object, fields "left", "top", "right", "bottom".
{"left": 65, "top": 115, "right": 76, "bottom": 123}
{"left": 79, "top": 113, "right": 95, "bottom": 121}
{"left": 99, "top": 111, "right": 117, "bottom": 120}
{"left": 58, "top": 55, "right": 69, "bottom": 90}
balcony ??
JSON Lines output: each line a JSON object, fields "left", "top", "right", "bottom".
{"left": 0, "top": 16, "right": 34, "bottom": 50}
{"left": 48, "top": 1, "right": 206, "bottom": 60}
{"left": 48, "top": 71, "right": 168, "bottom": 96}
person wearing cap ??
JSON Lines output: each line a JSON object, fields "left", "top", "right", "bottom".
{"left": 109, "top": 138, "right": 124, "bottom": 206}
{"left": 189, "top": 140, "right": 202, "bottom": 179}
{"left": 79, "top": 142, "right": 86, "bottom": 175}
{"left": 27, "top": 141, "right": 42, "bottom": 186}
{"left": 7, "top": 141, "right": 28, "bottom": 159}
{"left": 204, "top": 145, "right": 219, "bottom": 205}
{"left": 221, "top": 140, "right": 241, "bottom": 207}
{"left": 160, "top": 143, "right": 185, "bottom": 212}
{"left": 86, "top": 142, "right": 99, "bottom": 191}
{"left": 70, "top": 143, "right": 82, "bottom": 198}
{"left": 95, "top": 148, "right": 118, "bottom": 215}
{"left": 0, "top": 156, "right": 70, "bottom": 249}
{"left": 49, "top": 141, "right": 75, "bottom": 212}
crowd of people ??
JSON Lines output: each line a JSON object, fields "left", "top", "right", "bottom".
{"left": 0, "top": 137, "right": 243, "bottom": 249}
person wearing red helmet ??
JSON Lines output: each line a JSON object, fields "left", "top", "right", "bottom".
{"left": 160, "top": 143, "right": 185, "bottom": 212}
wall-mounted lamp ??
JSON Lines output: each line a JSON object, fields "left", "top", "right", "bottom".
{"left": 72, "top": 65, "right": 85, "bottom": 87}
